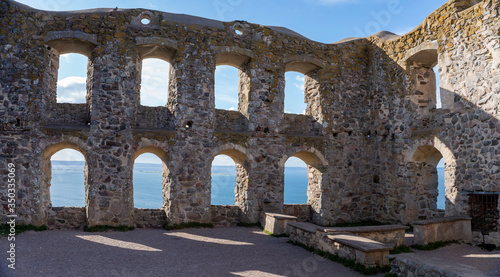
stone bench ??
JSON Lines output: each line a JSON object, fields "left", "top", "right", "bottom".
{"left": 286, "top": 222, "right": 397, "bottom": 267}
{"left": 263, "top": 212, "right": 297, "bottom": 235}
{"left": 287, "top": 222, "right": 319, "bottom": 247}
{"left": 413, "top": 216, "right": 472, "bottom": 245}
{"left": 318, "top": 225, "right": 409, "bottom": 246}
{"left": 328, "top": 233, "right": 395, "bottom": 267}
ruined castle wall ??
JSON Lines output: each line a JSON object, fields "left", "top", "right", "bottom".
{"left": 0, "top": 0, "right": 498, "bottom": 241}
{"left": 0, "top": 0, "right": 375, "bottom": 228}
{"left": 369, "top": 0, "right": 500, "bottom": 243}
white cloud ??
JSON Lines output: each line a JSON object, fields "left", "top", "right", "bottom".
{"left": 294, "top": 76, "right": 305, "bottom": 91}
{"left": 135, "top": 153, "right": 162, "bottom": 164}
{"left": 213, "top": 155, "right": 235, "bottom": 166}
{"left": 57, "top": 76, "right": 86, "bottom": 88}
{"left": 285, "top": 72, "right": 307, "bottom": 114}
{"left": 216, "top": 93, "right": 239, "bottom": 104}
{"left": 215, "top": 65, "right": 239, "bottom": 110}
{"left": 285, "top": 157, "right": 307, "bottom": 168}
{"left": 141, "top": 59, "right": 170, "bottom": 106}
{"left": 51, "top": 149, "right": 85, "bottom": 162}
{"left": 228, "top": 106, "right": 237, "bottom": 111}
{"left": 57, "top": 76, "right": 86, "bottom": 103}
{"left": 60, "top": 53, "right": 73, "bottom": 62}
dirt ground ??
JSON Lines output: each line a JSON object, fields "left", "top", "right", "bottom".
{"left": 0, "top": 227, "right": 368, "bottom": 277}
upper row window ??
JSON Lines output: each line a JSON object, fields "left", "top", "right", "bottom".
{"left": 56, "top": 53, "right": 88, "bottom": 104}
{"left": 56, "top": 54, "right": 311, "bottom": 114}
{"left": 140, "top": 58, "right": 170, "bottom": 107}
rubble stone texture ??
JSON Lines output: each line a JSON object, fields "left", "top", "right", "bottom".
{"left": 0, "top": 0, "right": 499, "bottom": 244}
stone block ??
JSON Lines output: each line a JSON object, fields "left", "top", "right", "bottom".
{"left": 264, "top": 212, "right": 297, "bottom": 235}
{"left": 328, "top": 233, "right": 394, "bottom": 267}
{"left": 413, "top": 216, "right": 472, "bottom": 245}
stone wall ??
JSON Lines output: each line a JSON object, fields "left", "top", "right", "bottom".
{"left": 211, "top": 205, "right": 240, "bottom": 227}
{"left": 134, "top": 208, "right": 168, "bottom": 228}
{"left": 283, "top": 204, "right": 312, "bottom": 222}
{"left": 367, "top": 0, "right": 500, "bottom": 245}
{"left": 48, "top": 207, "right": 86, "bottom": 230}
{"left": 0, "top": 0, "right": 499, "bottom": 245}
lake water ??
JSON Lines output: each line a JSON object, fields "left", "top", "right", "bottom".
{"left": 50, "top": 161, "right": 446, "bottom": 210}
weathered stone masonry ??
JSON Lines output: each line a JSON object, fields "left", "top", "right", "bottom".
{"left": 0, "top": 0, "right": 499, "bottom": 244}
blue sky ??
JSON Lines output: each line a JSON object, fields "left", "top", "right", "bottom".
{"left": 17, "top": 0, "right": 446, "bottom": 43}
{"left": 29, "top": 0, "right": 448, "bottom": 165}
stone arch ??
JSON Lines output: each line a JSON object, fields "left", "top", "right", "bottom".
{"left": 411, "top": 145, "right": 443, "bottom": 166}
{"left": 212, "top": 47, "right": 253, "bottom": 112}
{"left": 280, "top": 146, "right": 328, "bottom": 224}
{"left": 41, "top": 141, "right": 89, "bottom": 226}
{"left": 45, "top": 31, "right": 97, "bottom": 57}
{"left": 137, "top": 37, "right": 177, "bottom": 64}
{"left": 407, "top": 137, "right": 458, "bottom": 220}
{"left": 132, "top": 146, "right": 170, "bottom": 214}
{"left": 404, "top": 41, "right": 444, "bottom": 111}
{"left": 210, "top": 144, "right": 254, "bottom": 222}
{"left": 136, "top": 39, "right": 177, "bottom": 107}
{"left": 43, "top": 141, "right": 88, "bottom": 160}
{"left": 213, "top": 46, "right": 253, "bottom": 69}
{"left": 284, "top": 56, "right": 323, "bottom": 115}
{"left": 212, "top": 143, "right": 251, "bottom": 165}
{"left": 45, "top": 32, "right": 96, "bottom": 105}
{"left": 210, "top": 46, "right": 254, "bottom": 115}
{"left": 405, "top": 43, "right": 438, "bottom": 69}
{"left": 279, "top": 146, "right": 328, "bottom": 169}
{"left": 284, "top": 55, "right": 323, "bottom": 75}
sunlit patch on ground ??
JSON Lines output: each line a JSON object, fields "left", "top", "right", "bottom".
{"left": 164, "top": 232, "right": 254, "bottom": 245}
{"left": 75, "top": 235, "right": 162, "bottom": 252}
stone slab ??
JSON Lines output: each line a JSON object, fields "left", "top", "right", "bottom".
{"left": 327, "top": 233, "right": 395, "bottom": 253}
{"left": 264, "top": 213, "right": 297, "bottom": 235}
{"left": 265, "top": 212, "right": 298, "bottom": 220}
{"left": 413, "top": 217, "right": 472, "bottom": 245}
{"left": 319, "top": 225, "right": 409, "bottom": 233}
{"left": 413, "top": 216, "right": 471, "bottom": 225}
{"left": 388, "top": 253, "right": 486, "bottom": 277}
{"left": 287, "top": 222, "right": 319, "bottom": 233}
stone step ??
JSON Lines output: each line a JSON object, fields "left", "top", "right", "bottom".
{"left": 263, "top": 212, "right": 298, "bottom": 235}
{"left": 287, "top": 222, "right": 320, "bottom": 233}
{"left": 388, "top": 253, "right": 486, "bottom": 277}
{"left": 318, "top": 224, "right": 408, "bottom": 234}
{"left": 327, "top": 233, "right": 395, "bottom": 267}
{"left": 327, "top": 233, "right": 395, "bottom": 253}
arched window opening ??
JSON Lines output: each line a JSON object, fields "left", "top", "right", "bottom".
{"left": 434, "top": 65, "right": 442, "bottom": 109}
{"left": 407, "top": 48, "right": 443, "bottom": 111}
{"left": 211, "top": 154, "right": 237, "bottom": 205}
{"left": 411, "top": 145, "right": 444, "bottom": 216}
{"left": 133, "top": 153, "right": 163, "bottom": 208}
{"left": 50, "top": 149, "right": 86, "bottom": 207}
{"left": 56, "top": 53, "right": 88, "bottom": 104}
{"left": 284, "top": 71, "right": 306, "bottom": 114}
{"left": 284, "top": 157, "right": 308, "bottom": 204}
{"left": 436, "top": 158, "right": 445, "bottom": 210}
{"left": 140, "top": 58, "right": 170, "bottom": 107}
{"left": 215, "top": 65, "right": 239, "bottom": 111}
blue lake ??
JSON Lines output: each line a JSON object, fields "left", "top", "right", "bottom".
{"left": 50, "top": 161, "right": 446, "bottom": 210}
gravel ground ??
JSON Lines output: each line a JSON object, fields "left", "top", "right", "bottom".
{"left": 410, "top": 243, "right": 500, "bottom": 275}
{"left": 0, "top": 227, "right": 367, "bottom": 277}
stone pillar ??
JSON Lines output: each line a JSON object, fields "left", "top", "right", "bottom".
{"left": 409, "top": 62, "right": 437, "bottom": 113}
{"left": 86, "top": 40, "right": 141, "bottom": 227}
{"left": 304, "top": 69, "right": 324, "bottom": 126}
{"left": 245, "top": 56, "right": 287, "bottom": 218}
{"left": 165, "top": 43, "right": 215, "bottom": 224}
